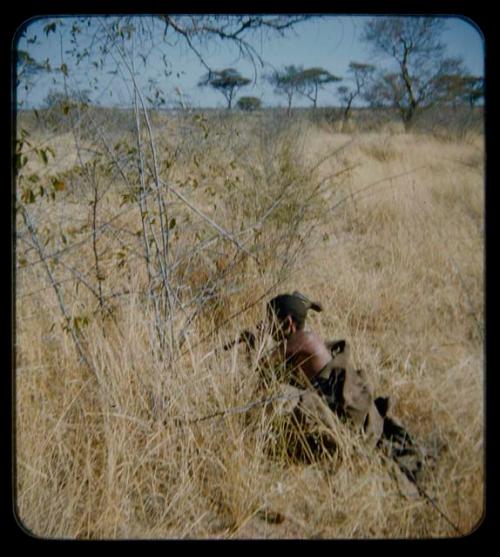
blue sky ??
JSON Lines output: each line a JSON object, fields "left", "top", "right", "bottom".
{"left": 15, "top": 15, "right": 485, "bottom": 109}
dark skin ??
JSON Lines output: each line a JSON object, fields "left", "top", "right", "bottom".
{"left": 269, "top": 314, "right": 332, "bottom": 381}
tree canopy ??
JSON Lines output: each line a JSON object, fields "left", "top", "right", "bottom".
{"left": 198, "top": 68, "right": 251, "bottom": 109}
{"left": 432, "top": 74, "right": 484, "bottom": 107}
{"left": 297, "top": 67, "right": 341, "bottom": 109}
{"left": 362, "top": 17, "right": 473, "bottom": 127}
{"left": 268, "top": 65, "right": 341, "bottom": 114}
{"left": 236, "top": 96, "right": 262, "bottom": 111}
{"left": 267, "top": 65, "right": 305, "bottom": 116}
{"left": 337, "top": 62, "right": 375, "bottom": 121}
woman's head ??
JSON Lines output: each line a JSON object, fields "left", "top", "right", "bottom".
{"left": 266, "top": 291, "right": 322, "bottom": 339}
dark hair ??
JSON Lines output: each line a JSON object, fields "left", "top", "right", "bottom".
{"left": 267, "top": 291, "right": 322, "bottom": 330}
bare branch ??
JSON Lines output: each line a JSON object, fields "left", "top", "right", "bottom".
{"left": 162, "top": 179, "right": 257, "bottom": 262}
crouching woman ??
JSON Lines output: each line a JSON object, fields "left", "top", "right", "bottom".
{"left": 232, "top": 291, "right": 424, "bottom": 482}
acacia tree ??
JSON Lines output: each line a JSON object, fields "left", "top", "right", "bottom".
{"left": 337, "top": 62, "right": 375, "bottom": 122}
{"left": 236, "top": 96, "right": 262, "bottom": 111}
{"left": 198, "top": 68, "right": 251, "bottom": 109}
{"left": 432, "top": 74, "right": 484, "bottom": 108}
{"left": 362, "top": 17, "right": 468, "bottom": 129}
{"left": 297, "top": 67, "right": 341, "bottom": 109}
{"left": 268, "top": 65, "right": 304, "bottom": 116}
{"left": 460, "top": 76, "right": 484, "bottom": 108}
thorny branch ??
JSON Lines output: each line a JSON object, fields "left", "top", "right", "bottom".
{"left": 161, "top": 15, "right": 310, "bottom": 80}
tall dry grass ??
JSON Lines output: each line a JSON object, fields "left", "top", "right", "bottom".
{"left": 15, "top": 111, "right": 484, "bottom": 539}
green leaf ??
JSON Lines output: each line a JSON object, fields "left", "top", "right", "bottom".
{"left": 72, "top": 315, "right": 89, "bottom": 333}
{"left": 16, "top": 154, "right": 28, "bottom": 170}
{"left": 44, "top": 23, "right": 57, "bottom": 36}
{"left": 168, "top": 217, "right": 176, "bottom": 230}
{"left": 37, "top": 149, "right": 48, "bottom": 165}
{"left": 21, "top": 188, "right": 35, "bottom": 204}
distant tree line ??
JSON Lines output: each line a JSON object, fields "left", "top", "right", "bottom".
{"left": 196, "top": 17, "right": 483, "bottom": 129}
{"left": 21, "top": 16, "right": 484, "bottom": 130}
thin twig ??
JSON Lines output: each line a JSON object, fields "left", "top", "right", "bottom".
{"left": 163, "top": 179, "right": 258, "bottom": 262}
{"left": 412, "top": 477, "right": 465, "bottom": 536}
{"left": 168, "top": 390, "right": 304, "bottom": 426}
{"left": 21, "top": 207, "right": 97, "bottom": 378}
{"left": 171, "top": 276, "right": 287, "bottom": 365}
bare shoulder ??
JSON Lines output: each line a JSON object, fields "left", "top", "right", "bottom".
{"left": 287, "top": 329, "right": 324, "bottom": 354}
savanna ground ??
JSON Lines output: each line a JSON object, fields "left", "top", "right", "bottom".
{"left": 15, "top": 106, "right": 484, "bottom": 539}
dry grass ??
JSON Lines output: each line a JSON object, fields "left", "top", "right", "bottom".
{"left": 15, "top": 111, "right": 484, "bottom": 539}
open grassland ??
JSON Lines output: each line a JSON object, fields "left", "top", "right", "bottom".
{"left": 15, "top": 109, "right": 484, "bottom": 539}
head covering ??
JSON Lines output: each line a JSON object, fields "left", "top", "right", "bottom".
{"left": 267, "top": 291, "right": 322, "bottom": 328}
